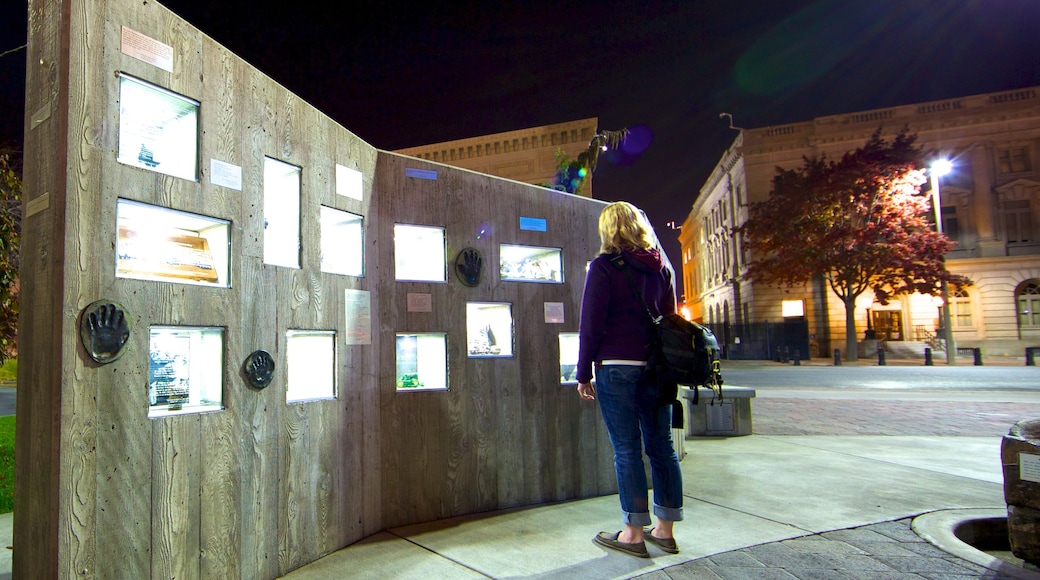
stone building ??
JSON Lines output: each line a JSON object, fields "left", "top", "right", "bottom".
{"left": 681, "top": 86, "right": 1040, "bottom": 359}
{"left": 394, "top": 118, "right": 600, "bottom": 197}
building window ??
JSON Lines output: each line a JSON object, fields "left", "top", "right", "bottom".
{"left": 998, "top": 147, "right": 1032, "bottom": 174}
{"left": 1018, "top": 281, "right": 1040, "bottom": 328}
{"left": 941, "top": 205, "right": 960, "bottom": 242}
{"left": 951, "top": 288, "right": 972, "bottom": 328}
{"left": 1004, "top": 200, "right": 1034, "bottom": 243}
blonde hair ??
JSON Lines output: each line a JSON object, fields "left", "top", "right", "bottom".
{"left": 598, "top": 201, "right": 654, "bottom": 254}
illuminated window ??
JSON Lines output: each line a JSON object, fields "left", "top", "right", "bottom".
{"left": 263, "top": 157, "right": 301, "bottom": 268}
{"left": 396, "top": 333, "right": 448, "bottom": 391}
{"left": 1018, "top": 282, "right": 1040, "bottom": 328}
{"left": 117, "top": 74, "right": 199, "bottom": 181}
{"left": 394, "top": 224, "right": 446, "bottom": 282}
{"left": 500, "top": 244, "right": 563, "bottom": 283}
{"left": 335, "top": 164, "right": 363, "bottom": 201}
{"left": 782, "top": 300, "right": 804, "bottom": 317}
{"left": 148, "top": 326, "right": 223, "bottom": 418}
{"left": 559, "top": 333, "right": 578, "bottom": 383}
{"left": 951, "top": 288, "right": 972, "bottom": 328}
{"left": 320, "top": 207, "right": 364, "bottom": 277}
{"left": 466, "top": 302, "right": 513, "bottom": 357}
{"left": 116, "top": 199, "right": 230, "bottom": 287}
{"left": 286, "top": 330, "right": 336, "bottom": 402}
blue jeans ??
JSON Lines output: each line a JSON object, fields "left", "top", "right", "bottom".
{"left": 596, "top": 364, "right": 683, "bottom": 526}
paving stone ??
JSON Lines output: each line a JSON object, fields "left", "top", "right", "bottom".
{"left": 873, "top": 555, "right": 981, "bottom": 575}
{"left": 833, "top": 553, "right": 902, "bottom": 572}
{"left": 658, "top": 565, "right": 724, "bottom": 579}
{"left": 705, "top": 566, "right": 799, "bottom": 580}
{"left": 703, "top": 551, "right": 765, "bottom": 568}
{"left": 840, "top": 541, "right": 922, "bottom": 557}
{"left": 861, "top": 520, "right": 926, "bottom": 543}
{"left": 821, "top": 528, "right": 898, "bottom": 543}
{"left": 743, "top": 543, "right": 841, "bottom": 569}
{"left": 779, "top": 568, "right": 854, "bottom": 580}
{"left": 782, "top": 537, "right": 867, "bottom": 558}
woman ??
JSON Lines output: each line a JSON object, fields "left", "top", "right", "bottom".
{"left": 576, "top": 201, "right": 682, "bottom": 558}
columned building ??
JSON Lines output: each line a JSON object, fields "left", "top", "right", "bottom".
{"left": 394, "top": 118, "right": 600, "bottom": 197}
{"left": 681, "top": 86, "right": 1040, "bottom": 358}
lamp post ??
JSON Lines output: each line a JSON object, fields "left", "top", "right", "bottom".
{"left": 930, "top": 159, "right": 956, "bottom": 364}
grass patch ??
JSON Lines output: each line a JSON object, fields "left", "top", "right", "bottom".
{"left": 0, "top": 359, "right": 15, "bottom": 382}
{"left": 0, "top": 415, "right": 12, "bottom": 513}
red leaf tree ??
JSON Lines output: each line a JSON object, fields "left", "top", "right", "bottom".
{"left": 737, "top": 129, "right": 970, "bottom": 361}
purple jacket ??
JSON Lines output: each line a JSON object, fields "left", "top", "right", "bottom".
{"left": 575, "top": 248, "right": 676, "bottom": 384}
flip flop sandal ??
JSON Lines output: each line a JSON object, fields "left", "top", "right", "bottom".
{"left": 644, "top": 528, "right": 679, "bottom": 554}
{"left": 593, "top": 531, "right": 649, "bottom": 558}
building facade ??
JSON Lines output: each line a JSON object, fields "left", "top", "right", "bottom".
{"left": 393, "top": 118, "right": 600, "bottom": 197}
{"left": 681, "top": 86, "right": 1040, "bottom": 359}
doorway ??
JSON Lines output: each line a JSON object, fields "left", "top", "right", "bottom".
{"left": 872, "top": 310, "right": 903, "bottom": 341}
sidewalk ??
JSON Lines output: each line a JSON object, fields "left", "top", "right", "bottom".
{"left": 281, "top": 433, "right": 1035, "bottom": 579}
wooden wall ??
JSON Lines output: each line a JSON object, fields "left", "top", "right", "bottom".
{"left": 15, "top": 1, "right": 615, "bottom": 578}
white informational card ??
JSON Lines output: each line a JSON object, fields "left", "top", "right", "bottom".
{"left": 210, "top": 159, "right": 243, "bottom": 190}
{"left": 1021, "top": 452, "right": 1040, "bottom": 483}
{"left": 344, "top": 289, "right": 372, "bottom": 345}
{"left": 544, "top": 302, "right": 565, "bottom": 323}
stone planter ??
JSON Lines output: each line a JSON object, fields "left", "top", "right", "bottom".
{"left": 1002, "top": 418, "right": 1040, "bottom": 564}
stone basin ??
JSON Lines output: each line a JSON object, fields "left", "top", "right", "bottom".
{"left": 913, "top": 509, "right": 1040, "bottom": 579}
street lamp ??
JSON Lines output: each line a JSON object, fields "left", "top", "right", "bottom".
{"left": 930, "top": 159, "right": 956, "bottom": 364}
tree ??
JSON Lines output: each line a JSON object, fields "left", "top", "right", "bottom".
{"left": 737, "top": 129, "right": 970, "bottom": 361}
{"left": 0, "top": 152, "right": 20, "bottom": 364}
{"left": 546, "top": 129, "right": 628, "bottom": 195}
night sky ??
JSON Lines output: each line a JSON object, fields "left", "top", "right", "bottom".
{"left": 3, "top": 1, "right": 1040, "bottom": 298}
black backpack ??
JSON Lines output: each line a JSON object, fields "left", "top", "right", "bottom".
{"left": 611, "top": 256, "right": 724, "bottom": 409}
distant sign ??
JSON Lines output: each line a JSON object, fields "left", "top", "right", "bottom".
{"left": 1022, "top": 453, "right": 1040, "bottom": 483}
{"left": 405, "top": 168, "right": 438, "bottom": 180}
{"left": 519, "top": 217, "right": 547, "bottom": 232}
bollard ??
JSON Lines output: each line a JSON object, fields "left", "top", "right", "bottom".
{"left": 924, "top": 347, "right": 933, "bottom": 366}
{"left": 1027, "top": 347, "right": 1036, "bottom": 366}
{"left": 878, "top": 348, "right": 886, "bottom": 366}
{"left": 974, "top": 347, "right": 983, "bottom": 366}
{"left": 833, "top": 348, "right": 841, "bottom": 366}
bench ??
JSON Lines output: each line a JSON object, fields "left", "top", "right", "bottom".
{"left": 681, "top": 385, "right": 756, "bottom": 437}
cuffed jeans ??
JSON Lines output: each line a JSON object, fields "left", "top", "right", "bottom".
{"left": 596, "top": 364, "right": 683, "bottom": 526}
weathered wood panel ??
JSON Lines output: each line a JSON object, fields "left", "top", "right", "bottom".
{"left": 18, "top": 0, "right": 614, "bottom": 578}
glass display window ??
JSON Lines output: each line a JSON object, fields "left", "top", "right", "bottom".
{"left": 395, "top": 333, "right": 447, "bottom": 391}
{"left": 117, "top": 73, "right": 199, "bottom": 181}
{"left": 264, "top": 157, "right": 301, "bottom": 269}
{"left": 499, "top": 244, "right": 563, "bottom": 283}
{"left": 116, "top": 199, "right": 231, "bottom": 287}
{"left": 148, "top": 326, "right": 224, "bottom": 418}
{"left": 394, "top": 224, "right": 446, "bottom": 282}
{"left": 320, "top": 206, "right": 364, "bottom": 277}
{"left": 286, "top": 330, "right": 336, "bottom": 402}
{"left": 559, "top": 332, "right": 579, "bottom": 383}
{"left": 466, "top": 302, "right": 514, "bottom": 357}
{"left": 336, "top": 164, "right": 363, "bottom": 201}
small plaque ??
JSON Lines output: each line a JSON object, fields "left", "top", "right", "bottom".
{"left": 706, "top": 402, "right": 735, "bottom": 432}
{"left": 1022, "top": 453, "right": 1040, "bottom": 483}
{"left": 407, "top": 293, "right": 433, "bottom": 312}
{"left": 344, "top": 289, "right": 372, "bottom": 345}
{"left": 544, "top": 302, "right": 564, "bottom": 324}
{"left": 121, "top": 26, "right": 173, "bottom": 72}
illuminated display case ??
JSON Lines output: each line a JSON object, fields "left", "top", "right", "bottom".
{"left": 395, "top": 333, "right": 447, "bottom": 391}
{"left": 499, "top": 244, "right": 563, "bottom": 283}
{"left": 320, "top": 206, "right": 364, "bottom": 276}
{"left": 117, "top": 74, "right": 199, "bottom": 181}
{"left": 336, "top": 164, "right": 363, "bottom": 200}
{"left": 395, "top": 224, "right": 446, "bottom": 282}
{"left": 286, "top": 330, "right": 336, "bottom": 402}
{"left": 148, "top": 326, "right": 224, "bottom": 418}
{"left": 559, "top": 332, "right": 579, "bottom": 383}
{"left": 466, "top": 302, "right": 513, "bottom": 357}
{"left": 116, "top": 199, "right": 230, "bottom": 287}
{"left": 264, "top": 157, "right": 301, "bottom": 268}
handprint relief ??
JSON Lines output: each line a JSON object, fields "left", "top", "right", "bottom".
{"left": 455, "top": 247, "right": 483, "bottom": 287}
{"left": 80, "top": 301, "right": 131, "bottom": 364}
